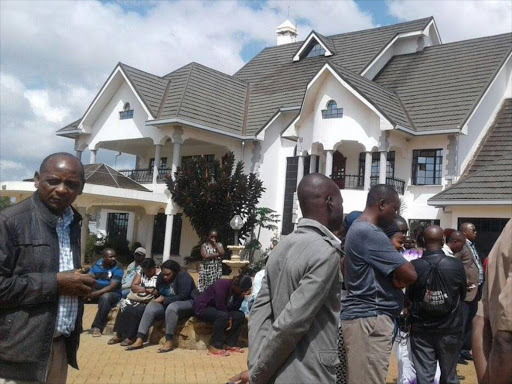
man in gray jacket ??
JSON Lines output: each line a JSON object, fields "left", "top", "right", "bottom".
{"left": 248, "top": 173, "right": 344, "bottom": 384}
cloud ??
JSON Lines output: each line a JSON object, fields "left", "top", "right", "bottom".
{"left": 24, "top": 90, "right": 69, "bottom": 123}
{"left": 387, "top": 0, "right": 512, "bottom": 42}
{"left": 0, "top": 160, "right": 32, "bottom": 181}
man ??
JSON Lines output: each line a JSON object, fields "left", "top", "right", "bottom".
{"left": 248, "top": 173, "right": 344, "bottom": 384}
{"left": 121, "top": 247, "right": 146, "bottom": 298}
{"left": 456, "top": 222, "right": 484, "bottom": 362}
{"left": 472, "top": 219, "right": 512, "bottom": 384}
{"left": 396, "top": 215, "right": 409, "bottom": 235}
{"left": 407, "top": 226, "right": 466, "bottom": 384}
{"left": 341, "top": 184, "right": 417, "bottom": 384}
{"left": 0, "top": 153, "right": 96, "bottom": 383}
{"left": 89, "top": 248, "right": 124, "bottom": 336}
{"left": 443, "top": 231, "right": 466, "bottom": 258}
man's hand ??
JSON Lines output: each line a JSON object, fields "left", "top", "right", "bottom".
{"left": 228, "top": 370, "right": 249, "bottom": 384}
{"left": 56, "top": 270, "right": 95, "bottom": 296}
{"left": 226, "top": 317, "right": 233, "bottom": 331}
{"left": 153, "top": 296, "right": 164, "bottom": 303}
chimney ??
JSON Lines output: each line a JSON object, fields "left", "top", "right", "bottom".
{"left": 276, "top": 20, "right": 298, "bottom": 46}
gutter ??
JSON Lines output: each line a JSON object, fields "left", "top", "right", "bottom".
{"left": 396, "top": 125, "right": 461, "bottom": 136}
{"left": 428, "top": 199, "right": 512, "bottom": 207}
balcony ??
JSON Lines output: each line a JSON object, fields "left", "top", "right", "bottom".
{"left": 118, "top": 168, "right": 172, "bottom": 184}
{"left": 370, "top": 176, "right": 406, "bottom": 195}
{"left": 331, "top": 172, "right": 406, "bottom": 195}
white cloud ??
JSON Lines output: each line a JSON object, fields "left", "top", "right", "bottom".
{"left": 24, "top": 90, "right": 69, "bottom": 123}
{"left": 387, "top": 0, "right": 512, "bottom": 42}
{"left": 0, "top": 160, "right": 32, "bottom": 181}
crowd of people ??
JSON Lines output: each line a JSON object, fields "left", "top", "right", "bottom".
{"left": 0, "top": 152, "right": 510, "bottom": 384}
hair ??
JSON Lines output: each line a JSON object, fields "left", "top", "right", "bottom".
{"left": 448, "top": 231, "right": 466, "bottom": 243}
{"left": 395, "top": 215, "right": 408, "bottom": 229}
{"left": 443, "top": 228, "right": 455, "bottom": 241}
{"left": 414, "top": 226, "right": 426, "bottom": 249}
{"left": 102, "top": 247, "right": 115, "bottom": 256}
{"left": 366, "top": 184, "right": 398, "bottom": 207}
{"left": 384, "top": 222, "right": 401, "bottom": 238}
{"left": 161, "top": 259, "right": 181, "bottom": 274}
{"left": 140, "top": 258, "right": 156, "bottom": 270}
{"left": 459, "top": 222, "right": 473, "bottom": 232}
{"left": 39, "top": 152, "right": 85, "bottom": 184}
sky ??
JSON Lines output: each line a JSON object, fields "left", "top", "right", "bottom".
{"left": 1, "top": 0, "right": 511, "bottom": 181}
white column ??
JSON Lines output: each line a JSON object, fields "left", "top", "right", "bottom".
{"left": 152, "top": 144, "right": 162, "bottom": 186}
{"left": 364, "top": 152, "right": 372, "bottom": 190}
{"left": 145, "top": 214, "right": 155, "bottom": 258}
{"left": 309, "top": 155, "right": 317, "bottom": 174}
{"left": 76, "top": 150, "right": 83, "bottom": 161}
{"left": 379, "top": 151, "right": 387, "bottom": 184}
{"left": 162, "top": 214, "right": 174, "bottom": 261}
{"left": 79, "top": 208, "right": 89, "bottom": 266}
{"left": 89, "top": 150, "right": 97, "bottom": 164}
{"left": 296, "top": 155, "right": 305, "bottom": 187}
{"left": 171, "top": 140, "right": 182, "bottom": 180}
{"left": 324, "top": 150, "right": 334, "bottom": 178}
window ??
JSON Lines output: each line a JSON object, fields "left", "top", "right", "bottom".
{"left": 409, "top": 219, "right": 440, "bottom": 238}
{"left": 358, "top": 151, "right": 396, "bottom": 183}
{"left": 457, "top": 218, "right": 509, "bottom": 257}
{"left": 305, "top": 43, "right": 325, "bottom": 58}
{"left": 119, "top": 102, "right": 134, "bottom": 119}
{"left": 322, "top": 100, "right": 343, "bottom": 119}
{"left": 149, "top": 157, "right": 168, "bottom": 169}
{"left": 412, "top": 149, "right": 443, "bottom": 185}
{"left": 182, "top": 154, "right": 215, "bottom": 168}
{"left": 107, "top": 213, "right": 129, "bottom": 243}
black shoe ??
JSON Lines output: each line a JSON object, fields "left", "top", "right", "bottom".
{"left": 461, "top": 351, "right": 473, "bottom": 361}
{"left": 458, "top": 357, "right": 468, "bottom": 365}
{"left": 458, "top": 375, "right": 466, "bottom": 380}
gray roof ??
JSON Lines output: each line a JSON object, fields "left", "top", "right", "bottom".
{"left": 374, "top": 33, "right": 512, "bottom": 132}
{"left": 56, "top": 119, "right": 81, "bottom": 137}
{"left": 464, "top": 98, "right": 512, "bottom": 174}
{"left": 84, "top": 164, "right": 150, "bottom": 192}
{"left": 428, "top": 152, "right": 512, "bottom": 204}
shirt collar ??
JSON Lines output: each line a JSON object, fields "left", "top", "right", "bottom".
{"left": 59, "top": 206, "right": 74, "bottom": 227}
{"left": 466, "top": 239, "right": 473, "bottom": 246}
{"left": 297, "top": 218, "right": 342, "bottom": 247}
{"left": 442, "top": 243, "right": 454, "bottom": 256}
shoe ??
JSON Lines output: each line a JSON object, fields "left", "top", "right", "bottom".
{"left": 458, "top": 375, "right": 466, "bottom": 380}
{"left": 461, "top": 351, "right": 473, "bottom": 361}
{"left": 91, "top": 328, "right": 102, "bottom": 337}
{"left": 458, "top": 357, "right": 468, "bottom": 365}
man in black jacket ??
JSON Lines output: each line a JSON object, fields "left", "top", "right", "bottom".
{"left": 407, "top": 225, "right": 467, "bottom": 384}
{"left": 0, "top": 153, "right": 95, "bottom": 383}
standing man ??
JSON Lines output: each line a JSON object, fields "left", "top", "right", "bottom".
{"left": 472, "top": 219, "right": 512, "bottom": 384}
{"left": 407, "top": 226, "right": 466, "bottom": 384}
{"left": 248, "top": 173, "right": 344, "bottom": 384}
{"left": 457, "top": 222, "right": 484, "bottom": 363}
{"left": 121, "top": 247, "right": 146, "bottom": 298}
{"left": 443, "top": 231, "right": 466, "bottom": 258}
{"left": 0, "top": 153, "right": 95, "bottom": 383}
{"left": 341, "top": 184, "right": 417, "bottom": 384}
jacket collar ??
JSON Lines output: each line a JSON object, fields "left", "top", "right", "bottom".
{"left": 423, "top": 249, "right": 445, "bottom": 258}
{"left": 297, "top": 218, "right": 341, "bottom": 248}
{"left": 31, "top": 191, "right": 82, "bottom": 228}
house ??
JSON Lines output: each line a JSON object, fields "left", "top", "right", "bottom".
{"left": 2, "top": 17, "right": 511, "bottom": 263}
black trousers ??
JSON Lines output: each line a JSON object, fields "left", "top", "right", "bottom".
{"left": 461, "top": 286, "right": 482, "bottom": 352}
{"left": 91, "top": 292, "right": 121, "bottom": 331}
{"left": 411, "top": 332, "right": 462, "bottom": 384}
{"left": 198, "top": 308, "right": 245, "bottom": 349}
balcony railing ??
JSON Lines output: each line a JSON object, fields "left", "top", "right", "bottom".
{"left": 370, "top": 176, "right": 406, "bottom": 195}
{"left": 118, "top": 168, "right": 172, "bottom": 184}
{"left": 331, "top": 173, "right": 364, "bottom": 190}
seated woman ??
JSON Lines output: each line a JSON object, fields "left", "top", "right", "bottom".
{"left": 193, "top": 274, "right": 252, "bottom": 356}
{"left": 128, "top": 259, "right": 198, "bottom": 353}
{"left": 108, "top": 258, "right": 158, "bottom": 347}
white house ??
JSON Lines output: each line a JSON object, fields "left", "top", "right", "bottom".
{"left": 2, "top": 17, "right": 511, "bottom": 263}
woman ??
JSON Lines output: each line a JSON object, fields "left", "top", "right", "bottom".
{"left": 108, "top": 258, "right": 158, "bottom": 347}
{"left": 198, "top": 230, "right": 225, "bottom": 292}
{"left": 128, "top": 259, "right": 198, "bottom": 353}
{"left": 193, "top": 274, "right": 252, "bottom": 356}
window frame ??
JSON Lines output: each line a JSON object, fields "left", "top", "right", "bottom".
{"left": 305, "top": 42, "right": 326, "bottom": 58}
{"left": 412, "top": 149, "right": 443, "bottom": 185}
{"left": 322, "top": 100, "right": 343, "bottom": 119}
{"left": 119, "top": 102, "right": 134, "bottom": 120}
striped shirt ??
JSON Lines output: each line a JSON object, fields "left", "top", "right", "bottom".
{"left": 54, "top": 207, "right": 79, "bottom": 337}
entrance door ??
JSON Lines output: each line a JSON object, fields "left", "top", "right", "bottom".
{"left": 332, "top": 151, "right": 346, "bottom": 189}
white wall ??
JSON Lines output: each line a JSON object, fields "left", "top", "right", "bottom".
{"left": 449, "top": 206, "right": 512, "bottom": 228}
{"left": 179, "top": 215, "right": 200, "bottom": 261}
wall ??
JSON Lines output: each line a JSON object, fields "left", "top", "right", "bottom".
{"left": 179, "top": 215, "right": 200, "bottom": 262}
{"left": 449, "top": 206, "right": 512, "bottom": 229}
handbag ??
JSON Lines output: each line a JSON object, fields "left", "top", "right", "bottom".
{"left": 126, "top": 290, "right": 155, "bottom": 303}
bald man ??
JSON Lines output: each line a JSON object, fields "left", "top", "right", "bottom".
{"left": 406, "top": 225, "right": 466, "bottom": 384}
{"left": 248, "top": 173, "right": 344, "bottom": 384}
{"left": 443, "top": 231, "right": 466, "bottom": 257}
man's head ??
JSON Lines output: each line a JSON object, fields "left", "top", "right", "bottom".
{"left": 34, "top": 152, "right": 85, "bottom": 215}
{"left": 102, "top": 248, "right": 117, "bottom": 267}
{"left": 423, "top": 225, "right": 444, "bottom": 251}
{"left": 297, "top": 173, "right": 344, "bottom": 232}
{"left": 447, "top": 231, "right": 466, "bottom": 254}
{"left": 232, "top": 275, "right": 253, "bottom": 296}
{"left": 365, "top": 184, "right": 399, "bottom": 228}
{"left": 403, "top": 235, "right": 416, "bottom": 250}
{"left": 460, "top": 222, "right": 477, "bottom": 242}
{"left": 384, "top": 222, "right": 405, "bottom": 251}
{"left": 395, "top": 215, "right": 409, "bottom": 235}
{"left": 133, "top": 247, "right": 146, "bottom": 264}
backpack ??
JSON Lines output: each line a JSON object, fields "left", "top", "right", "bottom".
{"left": 414, "top": 257, "right": 457, "bottom": 317}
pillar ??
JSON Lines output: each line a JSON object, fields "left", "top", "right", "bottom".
{"left": 79, "top": 208, "right": 89, "bottom": 266}
{"left": 89, "top": 149, "right": 97, "bottom": 164}
{"left": 324, "top": 150, "right": 334, "bottom": 178}
{"left": 379, "top": 151, "right": 387, "bottom": 184}
{"left": 162, "top": 214, "right": 174, "bottom": 261}
{"left": 364, "top": 152, "right": 372, "bottom": 190}
{"left": 144, "top": 214, "right": 155, "bottom": 258}
{"left": 152, "top": 144, "right": 162, "bottom": 185}
{"left": 309, "top": 155, "right": 317, "bottom": 174}
{"left": 296, "top": 155, "right": 305, "bottom": 187}
{"left": 76, "top": 150, "right": 83, "bottom": 161}
{"left": 171, "top": 141, "right": 182, "bottom": 180}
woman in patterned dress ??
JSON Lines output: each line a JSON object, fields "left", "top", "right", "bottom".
{"left": 198, "top": 230, "right": 225, "bottom": 292}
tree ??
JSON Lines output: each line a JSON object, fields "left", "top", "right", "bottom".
{"left": 167, "top": 152, "right": 265, "bottom": 259}
{"left": 245, "top": 207, "right": 280, "bottom": 262}
{"left": 0, "top": 197, "right": 13, "bottom": 212}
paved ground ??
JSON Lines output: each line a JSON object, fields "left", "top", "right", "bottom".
{"left": 68, "top": 304, "right": 477, "bottom": 384}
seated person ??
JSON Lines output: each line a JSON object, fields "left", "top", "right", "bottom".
{"left": 108, "top": 258, "right": 159, "bottom": 347}
{"left": 130, "top": 259, "right": 198, "bottom": 353}
{"left": 193, "top": 274, "right": 252, "bottom": 356}
{"left": 88, "top": 248, "right": 124, "bottom": 336}
{"left": 121, "top": 247, "right": 146, "bottom": 298}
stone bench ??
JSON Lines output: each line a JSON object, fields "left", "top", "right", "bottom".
{"left": 104, "top": 306, "right": 248, "bottom": 350}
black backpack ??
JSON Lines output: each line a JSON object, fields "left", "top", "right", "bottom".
{"left": 414, "top": 257, "right": 457, "bottom": 317}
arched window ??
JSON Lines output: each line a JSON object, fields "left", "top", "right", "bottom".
{"left": 322, "top": 100, "right": 343, "bottom": 119}
{"left": 120, "top": 102, "right": 134, "bottom": 119}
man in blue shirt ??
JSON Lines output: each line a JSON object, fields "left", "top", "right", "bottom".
{"left": 341, "top": 184, "right": 417, "bottom": 384}
{"left": 88, "top": 248, "right": 124, "bottom": 336}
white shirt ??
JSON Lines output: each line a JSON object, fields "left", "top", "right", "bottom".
{"left": 442, "top": 243, "right": 455, "bottom": 257}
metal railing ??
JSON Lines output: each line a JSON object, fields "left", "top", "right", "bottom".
{"left": 118, "top": 168, "right": 172, "bottom": 184}
{"left": 370, "top": 176, "right": 406, "bottom": 195}
{"left": 331, "top": 173, "right": 364, "bottom": 190}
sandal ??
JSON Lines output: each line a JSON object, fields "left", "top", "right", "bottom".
{"left": 207, "top": 349, "right": 230, "bottom": 357}
{"left": 107, "top": 337, "right": 121, "bottom": 345}
{"left": 120, "top": 339, "right": 134, "bottom": 347}
{"left": 224, "top": 346, "right": 244, "bottom": 353}
{"left": 157, "top": 347, "right": 172, "bottom": 353}
{"left": 125, "top": 345, "right": 143, "bottom": 351}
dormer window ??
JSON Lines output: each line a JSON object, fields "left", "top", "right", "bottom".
{"left": 306, "top": 43, "right": 325, "bottom": 58}
{"left": 293, "top": 32, "right": 334, "bottom": 62}
{"left": 119, "top": 102, "right": 134, "bottom": 119}
{"left": 322, "top": 100, "right": 343, "bottom": 119}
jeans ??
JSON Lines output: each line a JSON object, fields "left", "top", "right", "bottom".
{"left": 121, "top": 289, "right": 130, "bottom": 299}
{"left": 411, "top": 332, "right": 462, "bottom": 384}
{"left": 137, "top": 300, "right": 194, "bottom": 341}
{"left": 198, "top": 308, "right": 245, "bottom": 349}
{"left": 91, "top": 292, "right": 121, "bottom": 332}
